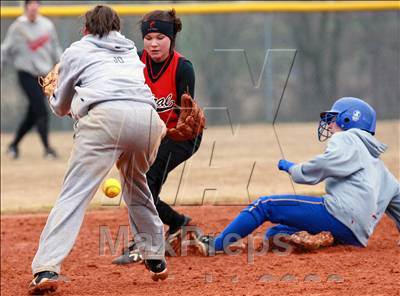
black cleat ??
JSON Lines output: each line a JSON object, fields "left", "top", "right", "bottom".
{"left": 195, "top": 235, "right": 216, "bottom": 256}
{"left": 28, "top": 271, "right": 58, "bottom": 295}
{"left": 165, "top": 215, "right": 194, "bottom": 255}
{"left": 195, "top": 235, "right": 245, "bottom": 256}
{"left": 112, "top": 240, "right": 143, "bottom": 265}
{"left": 144, "top": 259, "right": 168, "bottom": 281}
{"left": 7, "top": 144, "right": 19, "bottom": 159}
{"left": 44, "top": 147, "right": 58, "bottom": 159}
{"left": 166, "top": 215, "right": 192, "bottom": 238}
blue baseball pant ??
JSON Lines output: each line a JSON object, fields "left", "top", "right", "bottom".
{"left": 214, "top": 195, "right": 362, "bottom": 251}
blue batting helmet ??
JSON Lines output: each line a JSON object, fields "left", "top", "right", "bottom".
{"left": 318, "top": 97, "right": 376, "bottom": 141}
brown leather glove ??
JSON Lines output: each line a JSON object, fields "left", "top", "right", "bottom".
{"left": 38, "top": 63, "right": 60, "bottom": 98}
{"left": 167, "top": 93, "right": 206, "bottom": 141}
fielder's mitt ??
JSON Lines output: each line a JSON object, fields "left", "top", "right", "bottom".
{"left": 39, "top": 63, "right": 60, "bottom": 98}
{"left": 167, "top": 93, "right": 206, "bottom": 141}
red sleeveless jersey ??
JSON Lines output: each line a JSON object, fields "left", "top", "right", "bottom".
{"left": 141, "top": 50, "right": 182, "bottom": 129}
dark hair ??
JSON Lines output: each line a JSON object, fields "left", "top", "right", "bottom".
{"left": 140, "top": 9, "right": 182, "bottom": 49}
{"left": 84, "top": 5, "right": 120, "bottom": 38}
{"left": 25, "top": 0, "right": 40, "bottom": 6}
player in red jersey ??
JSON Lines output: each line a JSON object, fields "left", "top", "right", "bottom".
{"left": 112, "top": 9, "right": 203, "bottom": 265}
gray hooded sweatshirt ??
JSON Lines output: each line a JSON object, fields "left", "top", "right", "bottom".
{"left": 49, "top": 31, "right": 156, "bottom": 119}
{"left": 289, "top": 129, "right": 400, "bottom": 246}
{"left": 1, "top": 15, "right": 62, "bottom": 76}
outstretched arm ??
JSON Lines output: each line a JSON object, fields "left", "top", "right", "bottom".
{"left": 48, "top": 48, "right": 81, "bottom": 117}
{"left": 1, "top": 22, "right": 19, "bottom": 70}
{"left": 287, "top": 133, "right": 363, "bottom": 185}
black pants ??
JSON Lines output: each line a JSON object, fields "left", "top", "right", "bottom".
{"left": 11, "top": 71, "right": 49, "bottom": 149}
{"left": 147, "top": 135, "right": 202, "bottom": 230}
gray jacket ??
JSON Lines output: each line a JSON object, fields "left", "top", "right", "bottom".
{"left": 1, "top": 15, "right": 62, "bottom": 76}
{"left": 49, "top": 31, "right": 156, "bottom": 119}
{"left": 289, "top": 129, "right": 400, "bottom": 246}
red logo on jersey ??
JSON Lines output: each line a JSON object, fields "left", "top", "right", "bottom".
{"left": 28, "top": 34, "right": 50, "bottom": 52}
{"left": 155, "top": 93, "right": 174, "bottom": 113}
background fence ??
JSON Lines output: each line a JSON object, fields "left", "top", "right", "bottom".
{"left": 1, "top": 1, "right": 399, "bottom": 131}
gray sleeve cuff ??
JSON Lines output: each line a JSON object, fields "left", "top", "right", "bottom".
{"left": 289, "top": 164, "right": 304, "bottom": 183}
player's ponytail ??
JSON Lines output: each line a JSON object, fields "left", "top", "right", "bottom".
{"left": 168, "top": 9, "right": 182, "bottom": 36}
{"left": 84, "top": 5, "right": 121, "bottom": 38}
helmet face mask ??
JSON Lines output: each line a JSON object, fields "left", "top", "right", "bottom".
{"left": 318, "top": 112, "right": 337, "bottom": 142}
{"left": 317, "top": 97, "right": 376, "bottom": 142}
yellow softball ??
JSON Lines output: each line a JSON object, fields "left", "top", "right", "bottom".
{"left": 102, "top": 178, "right": 121, "bottom": 198}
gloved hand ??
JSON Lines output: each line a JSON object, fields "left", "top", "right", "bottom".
{"left": 39, "top": 63, "right": 59, "bottom": 98}
{"left": 167, "top": 93, "right": 206, "bottom": 141}
{"left": 278, "top": 159, "right": 295, "bottom": 173}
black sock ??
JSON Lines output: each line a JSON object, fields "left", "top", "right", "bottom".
{"left": 12, "top": 111, "right": 35, "bottom": 147}
{"left": 156, "top": 199, "right": 185, "bottom": 229}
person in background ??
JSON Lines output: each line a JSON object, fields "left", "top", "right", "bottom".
{"left": 1, "top": 0, "right": 61, "bottom": 159}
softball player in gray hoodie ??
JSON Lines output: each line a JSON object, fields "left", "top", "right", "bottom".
{"left": 29, "top": 6, "right": 167, "bottom": 295}
{"left": 197, "top": 97, "right": 399, "bottom": 254}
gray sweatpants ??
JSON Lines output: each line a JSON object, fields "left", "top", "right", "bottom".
{"left": 32, "top": 101, "right": 166, "bottom": 275}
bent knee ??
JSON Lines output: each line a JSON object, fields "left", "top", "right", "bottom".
{"left": 243, "top": 196, "right": 271, "bottom": 223}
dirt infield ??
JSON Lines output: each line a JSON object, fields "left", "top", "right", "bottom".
{"left": 1, "top": 122, "right": 399, "bottom": 295}
{"left": 1, "top": 206, "right": 399, "bottom": 296}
